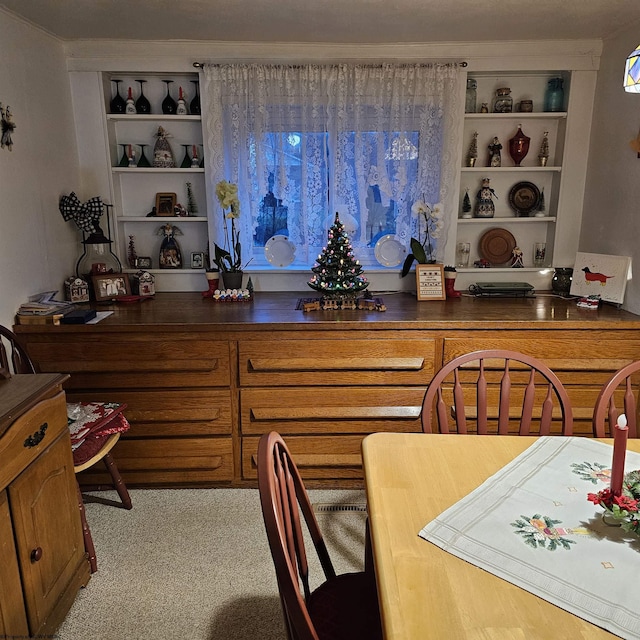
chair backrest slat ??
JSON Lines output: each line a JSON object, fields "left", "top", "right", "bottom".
{"left": 0, "top": 325, "right": 36, "bottom": 374}
{"left": 593, "top": 361, "right": 640, "bottom": 438}
{"left": 421, "top": 349, "right": 573, "bottom": 436}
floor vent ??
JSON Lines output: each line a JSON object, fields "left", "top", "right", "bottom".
{"left": 313, "top": 503, "right": 367, "bottom": 513}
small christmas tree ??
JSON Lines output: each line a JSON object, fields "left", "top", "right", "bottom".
{"left": 308, "top": 213, "right": 368, "bottom": 299}
{"left": 467, "top": 131, "right": 478, "bottom": 167}
{"left": 186, "top": 182, "right": 198, "bottom": 215}
{"left": 462, "top": 189, "right": 471, "bottom": 215}
{"left": 127, "top": 235, "right": 137, "bottom": 268}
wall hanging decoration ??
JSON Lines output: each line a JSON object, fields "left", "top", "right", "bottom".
{"left": 0, "top": 104, "right": 16, "bottom": 151}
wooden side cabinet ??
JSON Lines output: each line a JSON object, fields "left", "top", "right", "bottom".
{"left": 0, "top": 375, "right": 90, "bottom": 638}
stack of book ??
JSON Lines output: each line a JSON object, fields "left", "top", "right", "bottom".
{"left": 15, "top": 291, "right": 74, "bottom": 325}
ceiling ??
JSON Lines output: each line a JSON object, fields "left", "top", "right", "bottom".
{"left": 1, "top": 0, "right": 640, "bottom": 44}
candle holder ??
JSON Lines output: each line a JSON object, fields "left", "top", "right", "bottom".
{"left": 587, "top": 469, "right": 640, "bottom": 536}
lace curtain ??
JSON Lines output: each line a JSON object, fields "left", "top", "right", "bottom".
{"left": 202, "top": 63, "right": 462, "bottom": 266}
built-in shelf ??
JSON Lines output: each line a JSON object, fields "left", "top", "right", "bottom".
{"left": 461, "top": 166, "right": 561, "bottom": 173}
{"left": 107, "top": 114, "right": 201, "bottom": 122}
{"left": 464, "top": 112, "right": 567, "bottom": 120}
{"left": 458, "top": 217, "right": 556, "bottom": 224}
{"left": 119, "top": 216, "right": 207, "bottom": 222}
{"left": 112, "top": 167, "right": 205, "bottom": 173}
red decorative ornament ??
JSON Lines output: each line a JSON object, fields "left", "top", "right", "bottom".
{"left": 508, "top": 125, "right": 531, "bottom": 167}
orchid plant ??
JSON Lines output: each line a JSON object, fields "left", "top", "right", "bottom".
{"left": 401, "top": 199, "right": 444, "bottom": 277}
{"left": 212, "top": 180, "right": 244, "bottom": 272}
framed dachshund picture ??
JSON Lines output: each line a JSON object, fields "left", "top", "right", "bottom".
{"left": 570, "top": 252, "right": 632, "bottom": 305}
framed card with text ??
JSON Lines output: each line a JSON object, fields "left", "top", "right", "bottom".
{"left": 416, "top": 264, "right": 446, "bottom": 301}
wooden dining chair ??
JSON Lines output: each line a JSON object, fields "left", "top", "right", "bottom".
{"left": 421, "top": 349, "right": 573, "bottom": 435}
{"left": 592, "top": 360, "right": 640, "bottom": 438}
{"left": 257, "top": 431, "right": 382, "bottom": 640}
{"left": 0, "top": 324, "right": 132, "bottom": 572}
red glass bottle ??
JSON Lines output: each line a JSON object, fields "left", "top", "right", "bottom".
{"left": 508, "top": 125, "right": 530, "bottom": 167}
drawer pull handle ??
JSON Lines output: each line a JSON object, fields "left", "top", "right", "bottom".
{"left": 30, "top": 547, "right": 43, "bottom": 562}
{"left": 24, "top": 422, "right": 48, "bottom": 448}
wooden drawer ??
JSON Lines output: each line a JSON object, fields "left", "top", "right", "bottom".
{"left": 78, "top": 436, "right": 234, "bottom": 487}
{"left": 443, "top": 337, "right": 640, "bottom": 378}
{"left": 241, "top": 387, "right": 425, "bottom": 435}
{"left": 27, "top": 334, "right": 230, "bottom": 388}
{"left": 0, "top": 392, "right": 67, "bottom": 490}
{"left": 243, "top": 435, "right": 366, "bottom": 480}
{"left": 67, "top": 389, "right": 232, "bottom": 436}
{"left": 239, "top": 339, "right": 436, "bottom": 386}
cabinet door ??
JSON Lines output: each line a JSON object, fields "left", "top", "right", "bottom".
{"left": 9, "top": 433, "right": 85, "bottom": 634}
{"left": 0, "top": 490, "right": 29, "bottom": 638}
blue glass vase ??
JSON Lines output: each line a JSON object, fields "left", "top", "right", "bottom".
{"left": 544, "top": 78, "right": 564, "bottom": 112}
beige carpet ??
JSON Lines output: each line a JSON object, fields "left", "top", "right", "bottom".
{"left": 56, "top": 488, "right": 368, "bottom": 640}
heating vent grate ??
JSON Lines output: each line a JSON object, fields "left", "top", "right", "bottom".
{"left": 313, "top": 503, "right": 368, "bottom": 513}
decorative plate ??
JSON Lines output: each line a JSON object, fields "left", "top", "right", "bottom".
{"left": 374, "top": 235, "right": 407, "bottom": 267}
{"left": 265, "top": 235, "right": 296, "bottom": 267}
{"left": 508, "top": 181, "right": 541, "bottom": 216}
{"left": 479, "top": 228, "right": 517, "bottom": 265}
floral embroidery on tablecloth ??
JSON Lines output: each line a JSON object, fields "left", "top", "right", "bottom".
{"left": 512, "top": 514, "right": 590, "bottom": 550}
{"left": 571, "top": 461, "right": 611, "bottom": 485}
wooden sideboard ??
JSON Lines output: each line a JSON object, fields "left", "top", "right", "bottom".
{"left": 0, "top": 374, "right": 90, "bottom": 638}
{"left": 14, "top": 291, "right": 640, "bottom": 488}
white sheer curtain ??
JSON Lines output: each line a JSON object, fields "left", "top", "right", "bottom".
{"left": 202, "top": 63, "right": 461, "bottom": 267}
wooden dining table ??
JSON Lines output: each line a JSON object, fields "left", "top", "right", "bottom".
{"left": 362, "top": 432, "right": 640, "bottom": 639}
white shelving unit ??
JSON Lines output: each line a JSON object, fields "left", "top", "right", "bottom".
{"left": 102, "top": 73, "right": 209, "bottom": 290}
{"left": 458, "top": 72, "right": 570, "bottom": 273}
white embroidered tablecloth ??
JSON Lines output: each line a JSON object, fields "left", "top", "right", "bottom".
{"left": 419, "top": 437, "right": 640, "bottom": 639}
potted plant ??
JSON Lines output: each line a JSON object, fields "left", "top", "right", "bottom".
{"left": 212, "top": 180, "right": 249, "bottom": 289}
{"left": 401, "top": 200, "right": 444, "bottom": 277}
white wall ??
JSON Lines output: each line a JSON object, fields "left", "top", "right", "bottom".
{"left": 0, "top": 10, "right": 79, "bottom": 329}
{"left": 581, "top": 28, "right": 640, "bottom": 313}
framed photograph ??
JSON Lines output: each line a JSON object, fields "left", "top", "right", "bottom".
{"left": 93, "top": 273, "right": 132, "bottom": 302}
{"left": 136, "top": 256, "right": 152, "bottom": 269}
{"left": 570, "top": 252, "right": 632, "bottom": 305}
{"left": 416, "top": 264, "right": 446, "bottom": 301}
{"left": 155, "top": 192, "right": 177, "bottom": 216}
{"left": 190, "top": 251, "right": 205, "bottom": 269}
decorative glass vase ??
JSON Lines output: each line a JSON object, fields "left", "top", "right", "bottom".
{"left": 493, "top": 87, "right": 513, "bottom": 113}
{"left": 137, "top": 144, "right": 151, "bottom": 168}
{"left": 135, "top": 79, "right": 151, "bottom": 114}
{"left": 508, "top": 125, "right": 531, "bottom": 167}
{"left": 465, "top": 79, "right": 477, "bottom": 113}
{"left": 110, "top": 79, "right": 126, "bottom": 114}
{"left": 222, "top": 271, "right": 243, "bottom": 290}
{"left": 544, "top": 78, "right": 565, "bottom": 112}
{"left": 162, "top": 80, "right": 177, "bottom": 115}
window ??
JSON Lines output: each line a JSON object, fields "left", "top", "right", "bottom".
{"left": 202, "top": 63, "right": 461, "bottom": 270}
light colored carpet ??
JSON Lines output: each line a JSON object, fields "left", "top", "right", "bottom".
{"left": 56, "top": 488, "right": 368, "bottom": 640}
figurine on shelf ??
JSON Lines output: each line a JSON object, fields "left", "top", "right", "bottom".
{"left": 467, "top": 131, "right": 478, "bottom": 167}
{"left": 488, "top": 136, "right": 502, "bottom": 167}
{"left": 176, "top": 87, "right": 188, "bottom": 115}
{"left": 152, "top": 126, "right": 176, "bottom": 168}
{"left": 511, "top": 246, "right": 525, "bottom": 268}
{"left": 474, "top": 177, "right": 497, "bottom": 218}
{"left": 538, "top": 131, "right": 550, "bottom": 166}
{"left": 156, "top": 223, "right": 183, "bottom": 268}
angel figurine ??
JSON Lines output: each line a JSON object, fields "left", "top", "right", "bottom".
{"left": 156, "top": 223, "right": 183, "bottom": 269}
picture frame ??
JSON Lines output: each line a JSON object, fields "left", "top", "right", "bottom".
{"left": 415, "top": 264, "right": 446, "bottom": 301}
{"left": 136, "top": 256, "right": 152, "bottom": 269}
{"left": 190, "top": 251, "right": 205, "bottom": 269}
{"left": 92, "top": 273, "right": 132, "bottom": 302}
{"left": 155, "top": 192, "right": 177, "bottom": 216}
{"left": 570, "top": 252, "right": 632, "bottom": 305}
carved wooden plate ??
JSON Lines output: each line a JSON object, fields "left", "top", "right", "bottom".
{"left": 508, "top": 181, "right": 541, "bottom": 216}
{"left": 479, "top": 228, "right": 517, "bottom": 265}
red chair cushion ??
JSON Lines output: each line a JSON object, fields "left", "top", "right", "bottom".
{"left": 307, "top": 571, "right": 383, "bottom": 640}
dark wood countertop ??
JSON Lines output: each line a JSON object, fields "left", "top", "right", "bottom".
{"left": 13, "top": 291, "right": 640, "bottom": 333}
